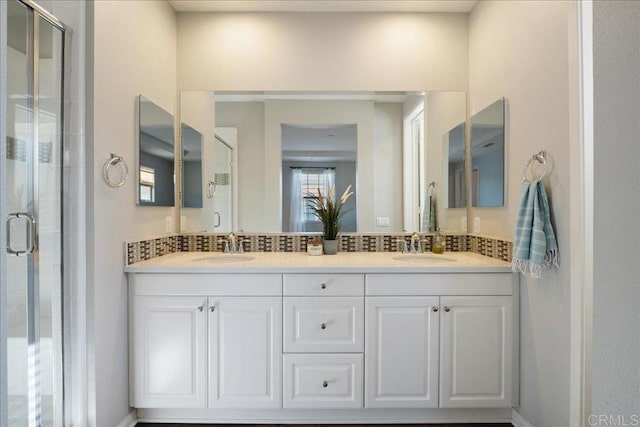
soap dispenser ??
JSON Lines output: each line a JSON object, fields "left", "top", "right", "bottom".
{"left": 432, "top": 229, "right": 445, "bottom": 254}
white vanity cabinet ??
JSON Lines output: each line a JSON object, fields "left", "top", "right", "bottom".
{"left": 365, "top": 296, "right": 440, "bottom": 408}
{"left": 439, "top": 295, "right": 513, "bottom": 408}
{"left": 128, "top": 261, "right": 518, "bottom": 423}
{"left": 129, "top": 274, "right": 282, "bottom": 409}
{"left": 208, "top": 296, "right": 282, "bottom": 408}
{"left": 282, "top": 273, "right": 365, "bottom": 409}
{"left": 365, "top": 273, "right": 518, "bottom": 410}
{"left": 132, "top": 296, "right": 208, "bottom": 408}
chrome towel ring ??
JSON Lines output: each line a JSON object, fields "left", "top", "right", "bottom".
{"left": 523, "top": 150, "right": 547, "bottom": 183}
{"left": 103, "top": 153, "right": 129, "bottom": 188}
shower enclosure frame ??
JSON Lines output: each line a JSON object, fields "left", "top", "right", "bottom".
{"left": 1, "top": 0, "right": 71, "bottom": 425}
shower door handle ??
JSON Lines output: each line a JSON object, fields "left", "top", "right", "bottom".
{"left": 6, "top": 212, "right": 36, "bottom": 256}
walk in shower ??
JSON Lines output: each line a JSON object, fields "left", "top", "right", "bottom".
{"left": 2, "top": 0, "right": 67, "bottom": 425}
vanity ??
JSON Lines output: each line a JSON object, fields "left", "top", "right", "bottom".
{"left": 126, "top": 251, "right": 518, "bottom": 424}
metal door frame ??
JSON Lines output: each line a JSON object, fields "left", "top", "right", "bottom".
{"left": 1, "top": 1, "right": 69, "bottom": 425}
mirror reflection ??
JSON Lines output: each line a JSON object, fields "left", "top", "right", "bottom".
{"left": 446, "top": 122, "right": 466, "bottom": 209}
{"left": 179, "top": 91, "right": 467, "bottom": 233}
{"left": 181, "top": 123, "right": 203, "bottom": 208}
{"left": 138, "top": 95, "right": 175, "bottom": 207}
{"left": 282, "top": 124, "right": 357, "bottom": 233}
{"left": 470, "top": 98, "right": 505, "bottom": 207}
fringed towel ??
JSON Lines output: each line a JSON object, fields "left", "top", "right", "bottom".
{"left": 422, "top": 194, "right": 437, "bottom": 232}
{"left": 512, "top": 181, "right": 559, "bottom": 278}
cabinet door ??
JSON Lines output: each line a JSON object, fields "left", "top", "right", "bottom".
{"left": 208, "top": 297, "right": 282, "bottom": 408}
{"left": 440, "top": 296, "right": 513, "bottom": 408}
{"left": 133, "top": 296, "right": 207, "bottom": 408}
{"left": 365, "top": 297, "right": 440, "bottom": 408}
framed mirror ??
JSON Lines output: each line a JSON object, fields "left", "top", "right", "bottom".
{"left": 179, "top": 91, "right": 467, "bottom": 233}
{"left": 137, "top": 95, "right": 175, "bottom": 207}
{"left": 470, "top": 98, "right": 505, "bottom": 207}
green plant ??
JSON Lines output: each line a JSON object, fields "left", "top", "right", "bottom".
{"left": 306, "top": 185, "right": 353, "bottom": 240}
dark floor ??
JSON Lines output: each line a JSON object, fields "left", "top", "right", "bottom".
{"left": 138, "top": 424, "right": 513, "bottom": 427}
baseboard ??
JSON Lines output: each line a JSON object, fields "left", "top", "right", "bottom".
{"left": 117, "top": 409, "right": 138, "bottom": 427}
{"left": 512, "top": 409, "right": 534, "bottom": 427}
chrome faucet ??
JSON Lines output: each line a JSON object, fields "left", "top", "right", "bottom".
{"left": 225, "top": 232, "right": 238, "bottom": 254}
{"left": 410, "top": 232, "right": 422, "bottom": 254}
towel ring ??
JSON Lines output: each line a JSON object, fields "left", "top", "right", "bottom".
{"left": 103, "top": 153, "right": 129, "bottom": 188}
{"left": 206, "top": 180, "right": 217, "bottom": 198}
{"left": 523, "top": 151, "right": 547, "bottom": 183}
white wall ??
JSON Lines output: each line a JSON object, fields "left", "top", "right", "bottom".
{"left": 373, "top": 103, "right": 403, "bottom": 232}
{"left": 469, "top": 2, "right": 574, "bottom": 426}
{"left": 177, "top": 12, "right": 468, "bottom": 91}
{"left": 592, "top": 0, "right": 640, "bottom": 419}
{"left": 88, "top": 1, "right": 176, "bottom": 426}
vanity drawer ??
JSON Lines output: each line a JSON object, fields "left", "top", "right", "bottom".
{"left": 283, "top": 353, "right": 363, "bottom": 409}
{"left": 283, "top": 274, "right": 364, "bottom": 296}
{"left": 284, "top": 297, "right": 364, "bottom": 353}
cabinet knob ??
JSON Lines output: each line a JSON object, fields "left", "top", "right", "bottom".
{"left": 432, "top": 306, "right": 439, "bottom": 313}
{"left": 321, "top": 283, "right": 327, "bottom": 289}
{"left": 322, "top": 381, "right": 328, "bottom": 388}
{"left": 444, "top": 306, "right": 451, "bottom": 312}
{"left": 321, "top": 323, "right": 327, "bottom": 330}
{"left": 210, "top": 306, "right": 215, "bottom": 312}
{"left": 197, "top": 305, "right": 204, "bottom": 312}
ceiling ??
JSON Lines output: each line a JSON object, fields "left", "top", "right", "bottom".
{"left": 282, "top": 124, "right": 357, "bottom": 162}
{"left": 169, "top": 0, "right": 477, "bottom": 13}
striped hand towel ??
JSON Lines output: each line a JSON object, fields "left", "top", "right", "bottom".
{"left": 422, "top": 194, "right": 437, "bottom": 232}
{"left": 512, "top": 181, "right": 559, "bottom": 278}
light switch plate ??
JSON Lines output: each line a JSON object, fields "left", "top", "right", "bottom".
{"left": 376, "top": 217, "right": 390, "bottom": 227}
{"left": 165, "top": 216, "right": 173, "bottom": 233}
{"left": 180, "top": 216, "right": 187, "bottom": 232}
{"left": 462, "top": 216, "right": 468, "bottom": 232}
{"left": 473, "top": 217, "right": 481, "bottom": 233}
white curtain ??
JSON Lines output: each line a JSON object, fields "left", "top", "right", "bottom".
{"left": 289, "top": 169, "right": 305, "bottom": 232}
{"left": 322, "top": 169, "right": 336, "bottom": 200}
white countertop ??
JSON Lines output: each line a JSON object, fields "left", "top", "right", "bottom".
{"left": 125, "top": 251, "right": 512, "bottom": 274}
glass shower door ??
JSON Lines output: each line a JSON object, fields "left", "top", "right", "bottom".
{"left": 5, "top": 1, "right": 64, "bottom": 425}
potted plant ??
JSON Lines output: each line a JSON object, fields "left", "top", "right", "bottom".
{"left": 306, "top": 185, "right": 353, "bottom": 255}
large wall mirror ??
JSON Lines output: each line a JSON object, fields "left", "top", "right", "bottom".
{"left": 470, "top": 98, "right": 505, "bottom": 207}
{"left": 179, "top": 91, "right": 467, "bottom": 233}
{"left": 137, "top": 95, "right": 175, "bottom": 206}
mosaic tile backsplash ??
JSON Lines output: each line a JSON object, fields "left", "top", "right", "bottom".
{"left": 126, "top": 233, "right": 513, "bottom": 265}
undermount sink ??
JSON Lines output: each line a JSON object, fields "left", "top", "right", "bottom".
{"left": 392, "top": 254, "right": 457, "bottom": 263}
{"left": 192, "top": 254, "right": 255, "bottom": 263}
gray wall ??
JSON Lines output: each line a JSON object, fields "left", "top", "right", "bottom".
{"left": 182, "top": 159, "right": 202, "bottom": 208}
{"left": 592, "top": 0, "right": 640, "bottom": 418}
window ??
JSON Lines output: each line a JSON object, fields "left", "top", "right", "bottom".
{"left": 140, "top": 166, "right": 155, "bottom": 203}
{"left": 302, "top": 172, "right": 326, "bottom": 222}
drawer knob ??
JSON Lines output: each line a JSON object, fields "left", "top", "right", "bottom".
{"left": 321, "top": 283, "right": 327, "bottom": 289}
{"left": 444, "top": 306, "right": 451, "bottom": 312}
{"left": 321, "top": 323, "right": 327, "bottom": 330}
{"left": 432, "top": 306, "right": 439, "bottom": 313}
{"left": 322, "top": 381, "right": 328, "bottom": 388}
